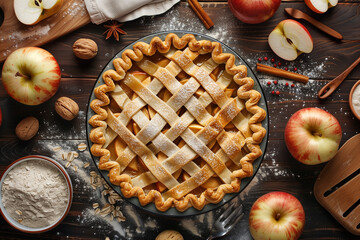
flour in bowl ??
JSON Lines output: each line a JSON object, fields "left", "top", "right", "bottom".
{"left": 1, "top": 159, "right": 69, "bottom": 228}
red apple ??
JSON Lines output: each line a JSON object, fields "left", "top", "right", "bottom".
{"left": 2, "top": 47, "right": 61, "bottom": 106}
{"left": 285, "top": 108, "right": 342, "bottom": 165}
{"left": 268, "top": 19, "right": 313, "bottom": 61}
{"left": 249, "top": 192, "right": 305, "bottom": 240}
{"left": 305, "top": 0, "right": 338, "bottom": 14}
{"left": 228, "top": 0, "right": 281, "bottom": 24}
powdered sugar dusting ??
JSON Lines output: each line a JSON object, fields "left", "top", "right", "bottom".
{"left": 0, "top": 24, "right": 53, "bottom": 57}
{"left": 7, "top": 1, "right": 343, "bottom": 238}
{"left": 39, "top": 110, "right": 86, "bottom": 139}
{"left": 180, "top": 218, "right": 202, "bottom": 237}
{"left": 245, "top": 53, "right": 332, "bottom": 80}
{"left": 62, "top": 0, "right": 87, "bottom": 17}
{"left": 139, "top": 7, "right": 235, "bottom": 47}
{"left": 5, "top": 25, "right": 52, "bottom": 42}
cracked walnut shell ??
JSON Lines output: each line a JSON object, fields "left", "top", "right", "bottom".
{"left": 55, "top": 97, "right": 79, "bottom": 120}
{"left": 73, "top": 38, "right": 98, "bottom": 60}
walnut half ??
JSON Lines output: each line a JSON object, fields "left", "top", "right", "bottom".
{"left": 72, "top": 38, "right": 98, "bottom": 60}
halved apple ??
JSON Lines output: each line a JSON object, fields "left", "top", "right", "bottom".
{"left": 268, "top": 19, "right": 313, "bottom": 61}
{"left": 305, "top": 0, "right": 338, "bottom": 14}
{"left": 14, "top": 0, "right": 63, "bottom": 25}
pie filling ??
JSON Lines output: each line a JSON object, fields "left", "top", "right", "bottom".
{"left": 89, "top": 33, "right": 266, "bottom": 212}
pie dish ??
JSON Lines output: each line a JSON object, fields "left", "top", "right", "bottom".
{"left": 88, "top": 32, "right": 267, "bottom": 212}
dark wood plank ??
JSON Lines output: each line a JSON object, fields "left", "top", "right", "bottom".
{"left": 0, "top": 1, "right": 360, "bottom": 239}
{"left": 0, "top": 75, "right": 358, "bottom": 239}
{"left": 22, "top": 2, "right": 358, "bottom": 81}
{"left": 0, "top": 76, "right": 358, "bottom": 140}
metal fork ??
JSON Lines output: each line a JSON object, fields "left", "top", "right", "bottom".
{"left": 207, "top": 202, "right": 244, "bottom": 240}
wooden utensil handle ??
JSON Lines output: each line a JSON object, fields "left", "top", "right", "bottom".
{"left": 318, "top": 56, "right": 360, "bottom": 99}
{"left": 314, "top": 133, "right": 360, "bottom": 236}
{"left": 0, "top": 1, "right": 17, "bottom": 31}
{"left": 318, "top": 78, "right": 342, "bottom": 99}
{"left": 302, "top": 14, "right": 343, "bottom": 40}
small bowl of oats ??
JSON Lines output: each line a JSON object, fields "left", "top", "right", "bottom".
{"left": 0, "top": 155, "right": 73, "bottom": 233}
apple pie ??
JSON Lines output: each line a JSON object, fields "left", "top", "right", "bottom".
{"left": 89, "top": 33, "right": 266, "bottom": 212}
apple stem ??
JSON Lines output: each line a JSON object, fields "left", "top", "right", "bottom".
{"left": 15, "top": 72, "right": 30, "bottom": 79}
{"left": 275, "top": 212, "right": 281, "bottom": 221}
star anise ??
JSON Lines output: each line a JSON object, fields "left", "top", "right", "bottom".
{"left": 103, "top": 20, "right": 127, "bottom": 41}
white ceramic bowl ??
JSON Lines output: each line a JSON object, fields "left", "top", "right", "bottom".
{"left": 349, "top": 80, "right": 360, "bottom": 121}
{"left": 0, "top": 155, "right": 73, "bottom": 233}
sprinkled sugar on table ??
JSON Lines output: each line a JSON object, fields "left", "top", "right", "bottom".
{"left": 0, "top": 0, "right": 360, "bottom": 239}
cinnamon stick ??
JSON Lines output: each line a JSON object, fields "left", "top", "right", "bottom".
{"left": 188, "top": 0, "right": 214, "bottom": 29}
{"left": 256, "top": 63, "right": 309, "bottom": 84}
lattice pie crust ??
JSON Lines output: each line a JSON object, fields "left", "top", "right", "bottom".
{"left": 89, "top": 33, "right": 266, "bottom": 212}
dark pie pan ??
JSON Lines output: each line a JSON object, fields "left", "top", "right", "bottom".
{"left": 86, "top": 31, "right": 269, "bottom": 217}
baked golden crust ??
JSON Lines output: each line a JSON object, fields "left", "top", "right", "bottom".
{"left": 89, "top": 33, "right": 266, "bottom": 212}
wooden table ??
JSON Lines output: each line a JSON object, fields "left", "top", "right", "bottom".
{"left": 0, "top": 0, "right": 360, "bottom": 239}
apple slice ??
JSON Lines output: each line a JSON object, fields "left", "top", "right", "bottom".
{"left": 173, "top": 169, "right": 182, "bottom": 180}
{"left": 268, "top": 19, "right": 313, "bottom": 61}
{"left": 155, "top": 182, "right": 167, "bottom": 193}
{"left": 328, "top": 0, "right": 338, "bottom": 7}
{"left": 181, "top": 172, "right": 191, "bottom": 182}
{"left": 114, "top": 137, "right": 126, "bottom": 157}
{"left": 127, "top": 159, "right": 138, "bottom": 171}
{"left": 14, "top": 0, "right": 63, "bottom": 25}
{"left": 305, "top": 0, "right": 338, "bottom": 14}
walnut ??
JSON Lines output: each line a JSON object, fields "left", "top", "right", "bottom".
{"left": 55, "top": 97, "right": 79, "bottom": 120}
{"left": 15, "top": 116, "right": 39, "bottom": 141}
{"left": 155, "top": 230, "right": 183, "bottom": 240}
{"left": 72, "top": 38, "right": 98, "bottom": 60}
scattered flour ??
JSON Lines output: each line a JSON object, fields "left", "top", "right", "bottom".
{"left": 9, "top": 1, "right": 345, "bottom": 238}
{"left": 180, "top": 219, "right": 202, "bottom": 237}
{"left": 38, "top": 110, "right": 86, "bottom": 140}
{"left": 139, "top": 6, "right": 236, "bottom": 47}
{"left": 62, "top": 0, "right": 87, "bottom": 17}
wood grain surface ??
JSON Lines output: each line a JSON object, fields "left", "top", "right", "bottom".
{"left": 0, "top": 0, "right": 360, "bottom": 239}
{"left": 314, "top": 134, "right": 360, "bottom": 236}
{"left": 0, "top": 0, "right": 90, "bottom": 62}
